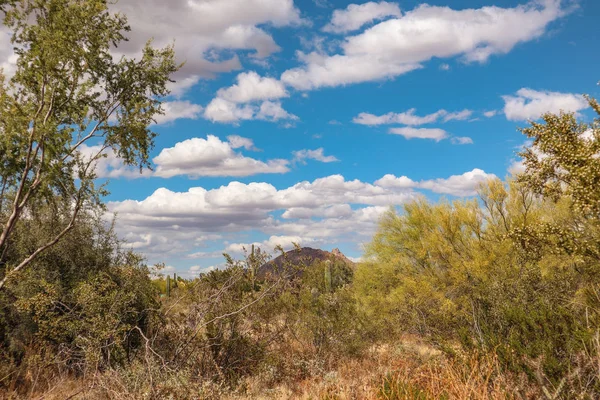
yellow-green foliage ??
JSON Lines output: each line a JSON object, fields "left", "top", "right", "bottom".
{"left": 355, "top": 171, "right": 600, "bottom": 395}
{"left": 0, "top": 208, "right": 159, "bottom": 394}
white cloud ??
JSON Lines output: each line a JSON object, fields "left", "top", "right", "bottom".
{"left": 377, "top": 169, "right": 495, "bottom": 196}
{"left": 354, "top": 108, "right": 446, "bottom": 126}
{"left": 508, "top": 139, "right": 551, "bottom": 176}
{"left": 419, "top": 168, "right": 495, "bottom": 196}
{"left": 282, "top": 204, "right": 353, "bottom": 219}
{"left": 281, "top": 53, "right": 421, "bottom": 90}
{"left": 389, "top": 127, "right": 449, "bottom": 141}
{"left": 282, "top": 0, "right": 566, "bottom": 90}
{"left": 109, "top": 0, "right": 303, "bottom": 95}
{"left": 439, "top": 63, "right": 450, "bottom": 71}
{"left": 323, "top": 1, "right": 402, "bottom": 34}
{"left": 227, "top": 135, "right": 258, "bottom": 151}
{"left": 343, "top": 0, "right": 565, "bottom": 63}
{"left": 204, "top": 98, "right": 255, "bottom": 123}
{"left": 203, "top": 100, "right": 297, "bottom": 124}
{"left": 347, "top": 256, "right": 364, "bottom": 263}
{"left": 79, "top": 144, "right": 152, "bottom": 179}
{"left": 502, "top": 88, "right": 589, "bottom": 121}
{"left": 451, "top": 136, "right": 474, "bottom": 145}
{"left": 292, "top": 148, "right": 339, "bottom": 164}
{"left": 353, "top": 108, "right": 472, "bottom": 126}
{"left": 187, "top": 265, "right": 216, "bottom": 277}
{"left": 270, "top": 205, "right": 392, "bottom": 240}
{"left": 508, "top": 159, "right": 526, "bottom": 175}
{"left": 226, "top": 235, "right": 321, "bottom": 255}
{"left": 167, "top": 76, "right": 202, "bottom": 98}
{"left": 110, "top": 170, "right": 491, "bottom": 235}
{"left": 153, "top": 135, "right": 289, "bottom": 178}
{"left": 0, "top": 28, "right": 17, "bottom": 78}
{"left": 205, "top": 72, "right": 297, "bottom": 124}
{"left": 153, "top": 101, "right": 203, "bottom": 125}
{"left": 443, "top": 109, "right": 473, "bottom": 122}
{"left": 108, "top": 175, "right": 416, "bottom": 236}
{"left": 374, "top": 174, "right": 416, "bottom": 189}
{"left": 256, "top": 101, "right": 299, "bottom": 122}
{"left": 216, "top": 71, "right": 288, "bottom": 103}
{"left": 109, "top": 169, "right": 494, "bottom": 265}
{"left": 483, "top": 110, "right": 498, "bottom": 118}
{"left": 581, "top": 129, "right": 596, "bottom": 141}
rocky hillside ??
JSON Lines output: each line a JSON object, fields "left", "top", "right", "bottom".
{"left": 258, "top": 247, "right": 355, "bottom": 277}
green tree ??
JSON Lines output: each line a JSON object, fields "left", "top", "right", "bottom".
{"left": 518, "top": 96, "right": 600, "bottom": 216}
{"left": 515, "top": 96, "right": 600, "bottom": 265}
{"left": 0, "top": 0, "right": 178, "bottom": 290}
{"left": 355, "top": 171, "right": 600, "bottom": 394}
{"left": 0, "top": 203, "right": 160, "bottom": 393}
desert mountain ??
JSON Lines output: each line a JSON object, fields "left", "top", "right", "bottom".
{"left": 258, "top": 247, "right": 355, "bottom": 277}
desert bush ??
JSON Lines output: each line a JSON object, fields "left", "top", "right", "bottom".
{"left": 0, "top": 208, "right": 159, "bottom": 395}
{"left": 355, "top": 175, "right": 600, "bottom": 396}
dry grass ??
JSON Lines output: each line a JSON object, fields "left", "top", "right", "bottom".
{"left": 9, "top": 336, "right": 537, "bottom": 400}
{"left": 223, "top": 337, "right": 532, "bottom": 400}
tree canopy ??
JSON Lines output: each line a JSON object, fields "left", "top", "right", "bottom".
{"left": 0, "top": 0, "right": 179, "bottom": 290}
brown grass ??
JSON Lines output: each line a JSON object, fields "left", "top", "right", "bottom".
{"left": 9, "top": 336, "right": 537, "bottom": 400}
{"left": 222, "top": 337, "right": 533, "bottom": 400}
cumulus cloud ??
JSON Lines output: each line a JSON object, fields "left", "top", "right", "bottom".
{"left": 203, "top": 98, "right": 255, "bottom": 123}
{"left": 216, "top": 71, "right": 288, "bottom": 103}
{"left": 109, "top": 175, "right": 411, "bottom": 235}
{"left": 282, "top": 204, "right": 353, "bottom": 219}
{"left": 282, "top": 0, "right": 566, "bottom": 90}
{"left": 267, "top": 206, "right": 394, "bottom": 240}
{"left": 205, "top": 72, "right": 296, "bottom": 124}
{"left": 227, "top": 135, "right": 258, "bottom": 151}
{"left": 374, "top": 174, "right": 416, "bottom": 188}
{"left": 0, "top": 28, "right": 17, "bottom": 78}
{"left": 226, "top": 235, "right": 321, "bottom": 255}
{"left": 256, "top": 101, "right": 299, "bottom": 122}
{"left": 502, "top": 88, "right": 589, "bottom": 121}
{"left": 281, "top": 53, "right": 421, "bottom": 90}
{"left": 508, "top": 159, "right": 526, "bottom": 175}
{"left": 389, "top": 127, "right": 449, "bottom": 141}
{"left": 82, "top": 136, "right": 289, "bottom": 179}
{"left": 419, "top": 168, "right": 496, "bottom": 196}
{"left": 203, "top": 98, "right": 299, "bottom": 124}
{"left": 323, "top": 1, "right": 402, "bottom": 34}
{"left": 353, "top": 108, "right": 472, "bottom": 126}
{"left": 108, "top": 169, "right": 496, "bottom": 265}
{"left": 110, "top": 0, "right": 303, "bottom": 94}
{"left": 110, "top": 169, "right": 494, "bottom": 235}
{"left": 292, "top": 148, "right": 339, "bottom": 164}
{"left": 153, "top": 101, "right": 204, "bottom": 125}
{"left": 78, "top": 144, "right": 152, "bottom": 179}
{"left": 153, "top": 135, "right": 289, "bottom": 178}
{"left": 376, "top": 169, "right": 495, "bottom": 196}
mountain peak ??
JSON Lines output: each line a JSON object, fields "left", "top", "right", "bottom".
{"left": 258, "top": 247, "right": 354, "bottom": 278}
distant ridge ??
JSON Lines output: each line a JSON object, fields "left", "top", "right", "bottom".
{"left": 258, "top": 247, "right": 355, "bottom": 277}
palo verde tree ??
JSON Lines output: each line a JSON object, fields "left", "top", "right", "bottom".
{"left": 515, "top": 95, "right": 600, "bottom": 268}
{"left": 0, "top": 0, "right": 179, "bottom": 290}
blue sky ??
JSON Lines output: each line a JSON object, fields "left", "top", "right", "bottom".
{"left": 87, "top": 0, "right": 599, "bottom": 276}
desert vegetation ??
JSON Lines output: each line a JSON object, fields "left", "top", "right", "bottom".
{"left": 2, "top": 99, "right": 600, "bottom": 398}
{"left": 1, "top": 0, "right": 600, "bottom": 399}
